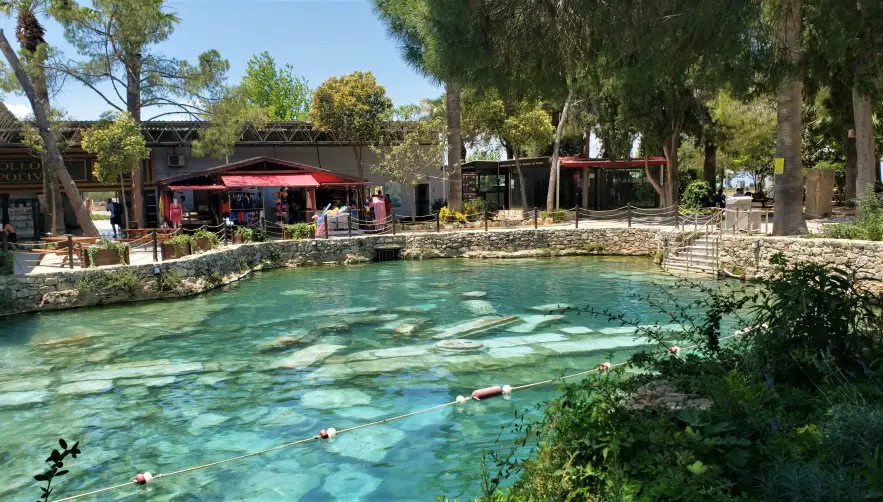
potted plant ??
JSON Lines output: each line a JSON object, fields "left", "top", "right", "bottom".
{"left": 233, "top": 227, "right": 253, "bottom": 244}
{"left": 161, "top": 235, "right": 192, "bottom": 261}
{"left": 82, "top": 239, "right": 130, "bottom": 267}
{"left": 283, "top": 223, "right": 315, "bottom": 240}
{"left": 192, "top": 229, "right": 220, "bottom": 252}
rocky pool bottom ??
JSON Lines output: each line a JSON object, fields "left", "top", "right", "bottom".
{"left": 0, "top": 257, "right": 710, "bottom": 501}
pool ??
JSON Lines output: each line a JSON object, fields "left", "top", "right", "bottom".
{"left": 0, "top": 257, "right": 697, "bottom": 501}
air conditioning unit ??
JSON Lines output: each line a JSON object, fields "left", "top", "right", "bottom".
{"left": 168, "top": 155, "right": 186, "bottom": 168}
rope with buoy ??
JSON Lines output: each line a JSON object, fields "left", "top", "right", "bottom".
{"left": 51, "top": 333, "right": 742, "bottom": 502}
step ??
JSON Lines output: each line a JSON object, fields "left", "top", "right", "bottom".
{"left": 665, "top": 255, "right": 717, "bottom": 265}
{"left": 663, "top": 262, "right": 719, "bottom": 275}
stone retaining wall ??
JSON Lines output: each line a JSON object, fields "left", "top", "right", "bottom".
{"left": 720, "top": 235, "right": 883, "bottom": 280}
{"left": 0, "top": 227, "right": 660, "bottom": 317}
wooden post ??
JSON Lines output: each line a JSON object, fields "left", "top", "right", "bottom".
{"left": 1, "top": 228, "right": 6, "bottom": 251}
{"left": 575, "top": 205, "right": 580, "bottom": 229}
{"left": 348, "top": 214, "right": 352, "bottom": 238}
{"left": 392, "top": 213, "right": 396, "bottom": 235}
{"left": 152, "top": 231, "right": 158, "bottom": 262}
{"left": 674, "top": 204, "right": 679, "bottom": 225}
{"left": 436, "top": 211, "right": 440, "bottom": 233}
{"left": 325, "top": 218, "right": 330, "bottom": 239}
{"left": 484, "top": 211, "right": 488, "bottom": 232}
{"left": 627, "top": 204, "right": 632, "bottom": 228}
{"left": 534, "top": 207, "right": 538, "bottom": 229}
{"left": 225, "top": 225, "right": 229, "bottom": 246}
{"left": 66, "top": 234, "right": 74, "bottom": 269}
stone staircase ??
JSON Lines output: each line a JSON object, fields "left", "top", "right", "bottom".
{"left": 662, "top": 234, "right": 720, "bottom": 276}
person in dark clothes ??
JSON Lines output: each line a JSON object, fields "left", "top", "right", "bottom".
{"left": 2, "top": 218, "right": 15, "bottom": 243}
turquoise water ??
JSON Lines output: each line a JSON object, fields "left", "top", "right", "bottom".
{"left": 0, "top": 257, "right": 700, "bottom": 501}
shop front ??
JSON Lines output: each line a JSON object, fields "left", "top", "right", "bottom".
{"left": 155, "top": 157, "right": 369, "bottom": 228}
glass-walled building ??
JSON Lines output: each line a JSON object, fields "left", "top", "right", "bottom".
{"left": 462, "top": 156, "right": 666, "bottom": 210}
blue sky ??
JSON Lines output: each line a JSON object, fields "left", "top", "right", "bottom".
{"left": 0, "top": 0, "right": 441, "bottom": 120}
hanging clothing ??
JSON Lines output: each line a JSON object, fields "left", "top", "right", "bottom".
{"left": 371, "top": 195, "right": 386, "bottom": 229}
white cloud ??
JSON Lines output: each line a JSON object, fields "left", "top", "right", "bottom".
{"left": 5, "top": 102, "right": 31, "bottom": 119}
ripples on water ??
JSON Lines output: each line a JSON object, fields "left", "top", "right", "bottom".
{"left": 0, "top": 257, "right": 707, "bottom": 501}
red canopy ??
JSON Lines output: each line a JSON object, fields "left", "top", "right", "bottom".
{"left": 560, "top": 157, "right": 668, "bottom": 168}
{"left": 220, "top": 173, "right": 368, "bottom": 188}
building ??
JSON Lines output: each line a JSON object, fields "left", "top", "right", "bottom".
{"left": 0, "top": 116, "right": 446, "bottom": 236}
{"left": 462, "top": 156, "right": 667, "bottom": 210}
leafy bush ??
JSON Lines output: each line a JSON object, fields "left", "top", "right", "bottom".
{"left": 481, "top": 256, "right": 883, "bottom": 501}
{"left": 681, "top": 180, "right": 713, "bottom": 211}
{"left": 825, "top": 187, "right": 883, "bottom": 240}
{"left": 463, "top": 198, "right": 500, "bottom": 217}
{"left": 154, "top": 268, "right": 184, "bottom": 293}
{"left": 540, "top": 209, "right": 567, "bottom": 223}
{"left": 678, "top": 167, "right": 701, "bottom": 197}
{"left": 439, "top": 206, "right": 467, "bottom": 223}
{"left": 284, "top": 223, "right": 315, "bottom": 240}
{"left": 0, "top": 251, "right": 12, "bottom": 275}
{"left": 105, "top": 269, "right": 144, "bottom": 295}
{"left": 431, "top": 198, "right": 447, "bottom": 213}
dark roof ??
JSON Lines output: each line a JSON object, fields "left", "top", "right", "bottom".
{"left": 155, "top": 156, "right": 368, "bottom": 186}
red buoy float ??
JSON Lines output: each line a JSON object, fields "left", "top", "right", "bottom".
{"left": 471, "top": 386, "right": 503, "bottom": 400}
{"left": 319, "top": 429, "right": 328, "bottom": 439}
{"left": 134, "top": 472, "right": 153, "bottom": 485}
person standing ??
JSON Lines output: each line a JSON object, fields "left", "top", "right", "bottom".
{"left": 384, "top": 194, "right": 392, "bottom": 218}
{"left": 2, "top": 218, "right": 15, "bottom": 247}
{"left": 169, "top": 197, "right": 184, "bottom": 229}
{"left": 106, "top": 198, "right": 120, "bottom": 238}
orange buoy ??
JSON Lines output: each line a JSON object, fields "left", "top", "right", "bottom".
{"left": 471, "top": 386, "right": 503, "bottom": 400}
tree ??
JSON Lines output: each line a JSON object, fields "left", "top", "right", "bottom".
{"left": 369, "top": 108, "right": 445, "bottom": 220}
{"left": 192, "top": 87, "right": 269, "bottom": 162}
{"left": 712, "top": 92, "right": 777, "bottom": 194}
{"left": 0, "top": 29, "right": 98, "bottom": 236}
{"left": 773, "top": 0, "right": 807, "bottom": 234}
{"left": 310, "top": 71, "right": 393, "bottom": 179}
{"left": 240, "top": 51, "right": 311, "bottom": 122}
{"left": 81, "top": 112, "right": 150, "bottom": 229}
{"left": 502, "top": 108, "right": 555, "bottom": 209}
{"left": 50, "top": 0, "right": 229, "bottom": 227}
{"left": 0, "top": 0, "right": 65, "bottom": 233}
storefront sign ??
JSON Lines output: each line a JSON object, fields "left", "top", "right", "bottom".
{"left": 0, "top": 160, "right": 42, "bottom": 183}
{"left": 462, "top": 173, "right": 477, "bottom": 199}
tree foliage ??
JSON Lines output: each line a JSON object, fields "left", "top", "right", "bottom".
{"left": 192, "top": 87, "right": 268, "bottom": 161}
{"left": 310, "top": 71, "right": 393, "bottom": 148}
{"left": 712, "top": 92, "right": 777, "bottom": 190}
{"left": 240, "top": 51, "right": 311, "bottom": 122}
{"left": 369, "top": 107, "right": 445, "bottom": 218}
{"left": 81, "top": 112, "right": 150, "bottom": 184}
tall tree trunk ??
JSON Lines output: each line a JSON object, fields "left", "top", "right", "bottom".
{"left": 40, "top": 158, "right": 53, "bottom": 233}
{"left": 845, "top": 131, "right": 857, "bottom": 200}
{"left": 27, "top": 51, "right": 63, "bottom": 234}
{"left": 119, "top": 175, "right": 130, "bottom": 229}
{"left": 661, "top": 131, "right": 680, "bottom": 207}
{"left": 514, "top": 150, "right": 528, "bottom": 210}
{"left": 772, "top": 0, "right": 805, "bottom": 235}
{"left": 644, "top": 157, "right": 668, "bottom": 207}
{"left": 852, "top": 87, "right": 876, "bottom": 199}
{"left": 445, "top": 82, "right": 463, "bottom": 211}
{"left": 548, "top": 88, "right": 573, "bottom": 212}
{"left": 703, "top": 139, "right": 717, "bottom": 188}
{"left": 127, "top": 56, "right": 145, "bottom": 228}
{"left": 0, "top": 30, "right": 98, "bottom": 236}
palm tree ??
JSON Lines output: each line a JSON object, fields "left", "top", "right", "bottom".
{"left": 772, "top": 0, "right": 806, "bottom": 235}
{"left": 0, "top": 0, "right": 65, "bottom": 234}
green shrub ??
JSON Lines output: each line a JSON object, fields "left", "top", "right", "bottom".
{"left": 284, "top": 223, "right": 315, "bottom": 240}
{"left": 825, "top": 187, "right": 883, "bottom": 240}
{"left": 438, "top": 207, "right": 467, "bottom": 223}
{"left": 105, "top": 269, "right": 144, "bottom": 295}
{"left": 0, "top": 251, "right": 12, "bottom": 275}
{"left": 540, "top": 209, "right": 567, "bottom": 223}
{"left": 681, "top": 180, "right": 713, "bottom": 212}
{"left": 481, "top": 257, "right": 883, "bottom": 501}
{"left": 235, "top": 226, "right": 269, "bottom": 242}
{"left": 463, "top": 198, "right": 500, "bottom": 217}
{"left": 154, "top": 268, "right": 183, "bottom": 293}
{"left": 431, "top": 198, "right": 447, "bottom": 213}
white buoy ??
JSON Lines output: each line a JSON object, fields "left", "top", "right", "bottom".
{"left": 327, "top": 427, "right": 337, "bottom": 438}
{"left": 502, "top": 384, "right": 512, "bottom": 395}
{"left": 456, "top": 395, "right": 468, "bottom": 404}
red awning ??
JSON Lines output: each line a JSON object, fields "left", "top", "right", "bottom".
{"left": 220, "top": 174, "right": 368, "bottom": 188}
{"left": 560, "top": 157, "right": 668, "bottom": 168}
{"left": 168, "top": 184, "right": 226, "bottom": 190}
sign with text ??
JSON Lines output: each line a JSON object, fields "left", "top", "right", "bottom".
{"left": 774, "top": 157, "right": 785, "bottom": 175}
{"left": 0, "top": 159, "right": 89, "bottom": 185}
